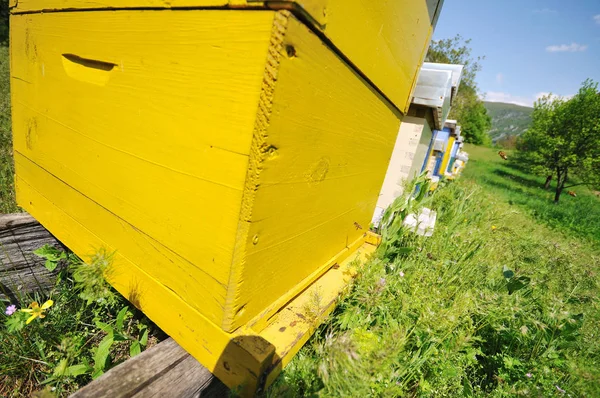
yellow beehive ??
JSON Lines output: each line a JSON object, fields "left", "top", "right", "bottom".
{"left": 10, "top": 1, "right": 441, "bottom": 393}
{"left": 10, "top": 0, "right": 443, "bottom": 113}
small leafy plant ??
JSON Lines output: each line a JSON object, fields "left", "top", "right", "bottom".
{"left": 1, "top": 247, "right": 158, "bottom": 397}
{"left": 269, "top": 172, "right": 600, "bottom": 397}
{"left": 33, "top": 245, "right": 67, "bottom": 272}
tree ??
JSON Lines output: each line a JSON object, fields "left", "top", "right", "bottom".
{"left": 426, "top": 35, "right": 492, "bottom": 146}
{"left": 518, "top": 80, "right": 600, "bottom": 203}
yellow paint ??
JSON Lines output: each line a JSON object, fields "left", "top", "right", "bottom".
{"left": 260, "top": 239, "right": 377, "bottom": 386}
{"left": 11, "top": 0, "right": 442, "bottom": 113}
{"left": 225, "top": 14, "right": 401, "bottom": 331}
{"left": 61, "top": 54, "right": 116, "bottom": 86}
{"left": 439, "top": 136, "right": 455, "bottom": 177}
{"left": 305, "top": 0, "right": 438, "bottom": 112}
{"left": 12, "top": 8, "right": 399, "bottom": 393}
{"left": 10, "top": 0, "right": 230, "bottom": 11}
{"left": 15, "top": 153, "right": 377, "bottom": 396}
{"left": 425, "top": 152, "right": 437, "bottom": 176}
{"left": 11, "top": 10, "right": 277, "bottom": 326}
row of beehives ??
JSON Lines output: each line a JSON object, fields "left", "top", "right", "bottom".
{"left": 373, "top": 62, "right": 471, "bottom": 225}
{"left": 9, "top": 1, "right": 450, "bottom": 393}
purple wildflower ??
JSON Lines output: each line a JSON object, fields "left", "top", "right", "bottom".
{"left": 5, "top": 305, "right": 17, "bottom": 316}
{"left": 525, "top": 373, "right": 532, "bottom": 378}
{"left": 556, "top": 385, "right": 566, "bottom": 394}
{"left": 378, "top": 278, "right": 386, "bottom": 287}
{"left": 399, "top": 271, "right": 405, "bottom": 277}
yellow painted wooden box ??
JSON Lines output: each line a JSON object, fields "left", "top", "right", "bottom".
{"left": 10, "top": 2, "right": 438, "bottom": 394}
{"left": 10, "top": 0, "right": 443, "bottom": 113}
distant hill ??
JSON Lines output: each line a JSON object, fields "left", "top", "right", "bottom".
{"left": 484, "top": 101, "right": 533, "bottom": 143}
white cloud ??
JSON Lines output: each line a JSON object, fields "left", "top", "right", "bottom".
{"left": 483, "top": 92, "right": 534, "bottom": 107}
{"left": 496, "top": 73, "right": 504, "bottom": 85}
{"left": 534, "top": 8, "right": 557, "bottom": 14}
{"left": 594, "top": 14, "right": 600, "bottom": 24}
{"left": 546, "top": 43, "right": 588, "bottom": 52}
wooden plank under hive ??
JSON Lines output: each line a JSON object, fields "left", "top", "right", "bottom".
{"left": 9, "top": 6, "right": 423, "bottom": 393}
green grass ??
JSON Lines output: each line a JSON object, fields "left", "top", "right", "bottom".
{"left": 268, "top": 166, "right": 600, "bottom": 397}
{"left": 1, "top": 32, "right": 598, "bottom": 396}
{"left": 0, "top": 45, "right": 18, "bottom": 213}
{"left": 462, "top": 144, "right": 600, "bottom": 247}
{"left": 1, "top": 248, "right": 161, "bottom": 397}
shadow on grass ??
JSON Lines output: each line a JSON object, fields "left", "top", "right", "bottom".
{"left": 466, "top": 156, "right": 600, "bottom": 247}
{"left": 492, "top": 169, "right": 548, "bottom": 192}
{"left": 503, "top": 159, "right": 534, "bottom": 175}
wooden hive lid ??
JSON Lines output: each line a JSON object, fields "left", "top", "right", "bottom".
{"left": 10, "top": 0, "right": 445, "bottom": 114}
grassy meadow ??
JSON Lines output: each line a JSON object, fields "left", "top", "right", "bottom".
{"left": 0, "top": 35, "right": 599, "bottom": 396}
{"left": 268, "top": 148, "right": 600, "bottom": 397}
{"left": 462, "top": 144, "right": 600, "bottom": 247}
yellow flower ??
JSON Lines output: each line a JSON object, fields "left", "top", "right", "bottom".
{"left": 21, "top": 300, "right": 53, "bottom": 324}
{"left": 491, "top": 225, "right": 497, "bottom": 231}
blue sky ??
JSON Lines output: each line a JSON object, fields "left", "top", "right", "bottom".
{"left": 432, "top": 0, "right": 600, "bottom": 107}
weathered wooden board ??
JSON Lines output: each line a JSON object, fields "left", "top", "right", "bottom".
{"left": 70, "top": 338, "right": 228, "bottom": 398}
{"left": 0, "top": 213, "right": 226, "bottom": 396}
{"left": 0, "top": 213, "right": 62, "bottom": 301}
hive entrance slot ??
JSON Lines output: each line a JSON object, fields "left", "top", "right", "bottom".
{"left": 62, "top": 53, "right": 117, "bottom": 86}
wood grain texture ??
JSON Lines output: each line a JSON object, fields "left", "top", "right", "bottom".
{"left": 70, "top": 338, "right": 228, "bottom": 398}
{"left": 11, "top": 0, "right": 442, "bottom": 114}
{"left": 376, "top": 116, "right": 428, "bottom": 210}
{"left": 316, "top": 0, "right": 438, "bottom": 113}
{"left": 0, "top": 213, "right": 62, "bottom": 301}
{"left": 12, "top": 8, "right": 397, "bottom": 392}
{"left": 225, "top": 14, "right": 402, "bottom": 331}
{"left": 11, "top": 0, "right": 231, "bottom": 12}
{"left": 11, "top": 10, "right": 276, "bottom": 325}
{"left": 14, "top": 164, "right": 264, "bottom": 391}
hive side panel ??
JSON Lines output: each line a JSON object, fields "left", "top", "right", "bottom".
{"left": 11, "top": 10, "right": 276, "bottom": 323}
{"left": 13, "top": 160, "right": 264, "bottom": 391}
{"left": 408, "top": 115, "right": 433, "bottom": 180}
{"left": 14, "top": 154, "right": 230, "bottom": 324}
{"left": 262, "top": 0, "right": 439, "bottom": 113}
{"left": 321, "top": 0, "right": 435, "bottom": 113}
{"left": 440, "top": 136, "right": 455, "bottom": 175}
{"left": 376, "top": 116, "right": 426, "bottom": 210}
{"left": 224, "top": 13, "right": 401, "bottom": 330}
{"left": 11, "top": 0, "right": 231, "bottom": 13}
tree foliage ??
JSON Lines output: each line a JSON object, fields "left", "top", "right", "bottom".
{"left": 518, "top": 80, "right": 600, "bottom": 202}
{"left": 426, "top": 35, "right": 492, "bottom": 146}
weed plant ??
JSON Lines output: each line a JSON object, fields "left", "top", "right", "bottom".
{"left": 269, "top": 176, "right": 600, "bottom": 397}
{"left": 0, "top": 247, "right": 160, "bottom": 397}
